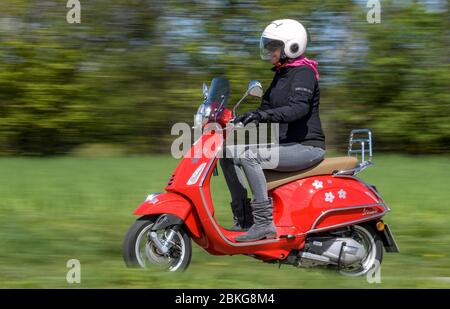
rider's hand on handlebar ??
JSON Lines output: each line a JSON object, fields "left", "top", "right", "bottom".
{"left": 233, "top": 110, "right": 266, "bottom": 126}
{"left": 233, "top": 111, "right": 251, "bottom": 125}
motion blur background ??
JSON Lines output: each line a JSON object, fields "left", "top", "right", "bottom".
{"left": 0, "top": 0, "right": 449, "bottom": 288}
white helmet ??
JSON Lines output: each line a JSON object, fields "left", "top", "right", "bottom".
{"left": 260, "top": 19, "right": 308, "bottom": 60}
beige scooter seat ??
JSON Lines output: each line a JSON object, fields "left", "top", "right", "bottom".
{"left": 264, "top": 156, "right": 358, "bottom": 190}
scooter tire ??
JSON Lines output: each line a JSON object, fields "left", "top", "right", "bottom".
{"left": 122, "top": 216, "right": 192, "bottom": 272}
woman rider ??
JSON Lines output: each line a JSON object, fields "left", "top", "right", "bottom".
{"left": 219, "top": 19, "right": 326, "bottom": 242}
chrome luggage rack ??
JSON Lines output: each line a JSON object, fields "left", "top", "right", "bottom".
{"left": 334, "top": 129, "right": 374, "bottom": 176}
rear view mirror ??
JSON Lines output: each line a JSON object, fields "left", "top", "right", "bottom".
{"left": 247, "top": 80, "right": 263, "bottom": 98}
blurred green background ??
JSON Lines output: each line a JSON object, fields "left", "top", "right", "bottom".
{"left": 0, "top": 0, "right": 449, "bottom": 288}
{"left": 0, "top": 155, "right": 449, "bottom": 288}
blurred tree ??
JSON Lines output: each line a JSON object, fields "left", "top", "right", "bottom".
{"left": 0, "top": 0, "right": 448, "bottom": 155}
{"left": 331, "top": 1, "right": 450, "bottom": 153}
{"left": 0, "top": 28, "right": 90, "bottom": 154}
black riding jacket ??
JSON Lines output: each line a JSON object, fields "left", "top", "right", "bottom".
{"left": 258, "top": 65, "right": 325, "bottom": 149}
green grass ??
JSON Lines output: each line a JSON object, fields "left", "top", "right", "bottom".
{"left": 0, "top": 154, "right": 449, "bottom": 288}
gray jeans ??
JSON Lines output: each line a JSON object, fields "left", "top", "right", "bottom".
{"left": 219, "top": 143, "right": 325, "bottom": 203}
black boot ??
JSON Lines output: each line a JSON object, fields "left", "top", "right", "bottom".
{"left": 235, "top": 198, "right": 277, "bottom": 242}
{"left": 242, "top": 198, "right": 254, "bottom": 229}
{"left": 229, "top": 198, "right": 252, "bottom": 231}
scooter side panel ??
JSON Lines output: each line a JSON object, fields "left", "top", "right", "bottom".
{"left": 272, "top": 175, "right": 386, "bottom": 234}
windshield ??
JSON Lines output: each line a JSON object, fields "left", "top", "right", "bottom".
{"left": 205, "top": 77, "right": 229, "bottom": 109}
{"left": 195, "top": 77, "right": 230, "bottom": 127}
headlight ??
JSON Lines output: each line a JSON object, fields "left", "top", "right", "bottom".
{"left": 194, "top": 104, "right": 212, "bottom": 128}
{"left": 204, "top": 106, "right": 212, "bottom": 118}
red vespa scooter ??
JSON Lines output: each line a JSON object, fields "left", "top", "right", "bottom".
{"left": 123, "top": 77, "right": 399, "bottom": 275}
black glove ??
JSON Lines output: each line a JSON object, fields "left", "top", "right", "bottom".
{"left": 234, "top": 110, "right": 268, "bottom": 126}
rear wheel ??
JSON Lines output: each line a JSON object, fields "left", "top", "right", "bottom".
{"left": 339, "top": 223, "right": 383, "bottom": 276}
{"left": 122, "top": 216, "right": 192, "bottom": 272}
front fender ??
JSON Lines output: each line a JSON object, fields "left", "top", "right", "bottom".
{"left": 133, "top": 192, "right": 202, "bottom": 239}
{"left": 134, "top": 192, "right": 191, "bottom": 218}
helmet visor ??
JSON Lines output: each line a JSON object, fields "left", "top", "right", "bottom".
{"left": 260, "top": 36, "right": 284, "bottom": 60}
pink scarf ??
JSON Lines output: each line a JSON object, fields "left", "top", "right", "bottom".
{"left": 275, "top": 55, "right": 320, "bottom": 80}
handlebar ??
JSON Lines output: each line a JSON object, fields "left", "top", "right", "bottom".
{"left": 234, "top": 122, "right": 245, "bottom": 129}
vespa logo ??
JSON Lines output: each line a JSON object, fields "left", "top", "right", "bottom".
{"left": 362, "top": 208, "right": 378, "bottom": 216}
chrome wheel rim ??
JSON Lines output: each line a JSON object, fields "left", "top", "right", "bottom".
{"left": 135, "top": 224, "right": 186, "bottom": 271}
{"left": 340, "top": 225, "right": 378, "bottom": 276}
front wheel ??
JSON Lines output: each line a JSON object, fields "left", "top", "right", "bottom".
{"left": 122, "top": 216, "right": 192, "bottom": 272}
